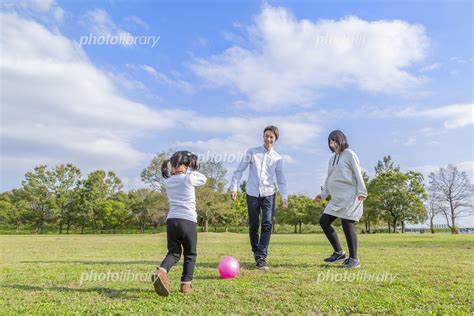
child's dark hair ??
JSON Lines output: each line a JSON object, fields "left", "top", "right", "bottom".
{"left": 161, "top": 151, "right": 199, "bottom": 179}
{"left": 263, "top": 125, "right": 279, "bottom": 140}
{"left": 328, "top": 130, "right": 349, "bottom": 153}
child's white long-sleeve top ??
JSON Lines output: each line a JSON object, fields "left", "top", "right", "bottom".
{"left": 230, "top": 145, "right": 288, "bottom": 200}
{"left": 320, "top": 148, "right": 368, "bottom": 221}
{"left": 164, "top": 170, "right": 207, "bottom": 223}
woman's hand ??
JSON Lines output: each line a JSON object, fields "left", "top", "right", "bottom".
{"left": 358, "top": 195, "right": 367, "bottom": 201}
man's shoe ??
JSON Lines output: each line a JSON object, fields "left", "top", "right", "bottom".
{"left": 323, "top": 251, "right": 347, "bottom": 263}
{"left": 151, "top": 268, "right": 170, "bottom": 296}
{"left": 256, "top": 258, "right": 269, "bottom": 270}
{"left": 340, "top": 258, "right": 361, "bottom": 269}
{"left": 180, "top": 282, "right": 193, "bottom": 294}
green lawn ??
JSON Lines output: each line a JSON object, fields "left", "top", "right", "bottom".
{"left": 0, "top": 233, "right": 472, "bottom": 314}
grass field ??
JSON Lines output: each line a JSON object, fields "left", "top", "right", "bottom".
{"left": 0, "top": 233, "right": 472, "bottom": 314}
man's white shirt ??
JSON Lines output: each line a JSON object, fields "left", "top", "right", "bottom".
{"left": 230, "top": 145, "right": 288, "bottom": 200}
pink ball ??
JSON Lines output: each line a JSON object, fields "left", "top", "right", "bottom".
{"left": 218, "top": 256, "right": 240, "bottom": 279}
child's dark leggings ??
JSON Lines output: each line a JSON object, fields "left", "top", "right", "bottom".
{"left": 319, "top": 213, "right": 358, "bottom": 259}
{"left": 160, "top": 218, "right": 197, "bottom": 282}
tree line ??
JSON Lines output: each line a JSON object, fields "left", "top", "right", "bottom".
{"left": 0, "top": 154, "right": 472, "bottom": 234}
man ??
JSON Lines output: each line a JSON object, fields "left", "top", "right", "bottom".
{"left": 230, "top": 125, "right": 288, "bottom": 270}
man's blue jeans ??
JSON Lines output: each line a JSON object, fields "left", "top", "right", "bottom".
{"left": 246, "top": 194, "right": 276, "bottom": 260}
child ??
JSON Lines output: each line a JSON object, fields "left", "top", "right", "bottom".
{"left": 151, "top": 151, "right": 207, "bottom": 296}
{"left": 315, "top": 130, "right": 367, "bottom": 268}
{"left": 230, "top": 125, "right": 288, "bottom": 270}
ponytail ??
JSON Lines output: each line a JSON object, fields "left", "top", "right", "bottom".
{"left": 189, "top": 153, "right": 200, "bottom": 171}
{"left": 161, "top": 158, "right": 171, "bottom": 179}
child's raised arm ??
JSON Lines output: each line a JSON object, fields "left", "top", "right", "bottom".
{"left": 186, "top": 170, "right": 207, "bottom": 187}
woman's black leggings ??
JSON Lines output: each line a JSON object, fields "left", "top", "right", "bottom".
{"left": 319, "top": 213, "right": 358, "bottom": 259}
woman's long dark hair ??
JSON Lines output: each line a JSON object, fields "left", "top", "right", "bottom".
{"left": 161, "top": 151, "right": 199, "bottom": 179}
{"left": 328, "top": 130, "right": 349, "bottom": 153}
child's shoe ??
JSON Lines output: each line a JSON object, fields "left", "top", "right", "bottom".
{"left": 180, "top": 282, "right": 193, "bottom": 294}
{"left": 323, "top": 251, "right": 347, "bottom": 263}
{"left": 151, "top": 267, "right": 170, "bottom": 296}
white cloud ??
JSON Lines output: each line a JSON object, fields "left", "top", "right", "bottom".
{"left": 1, "top": 0, "right": 66, "bottom": 23}
{"left": 126, "top": 64, "right": 194, "bottom": 93}
{"left": 457, "top": 161, "right": 474, "bottom": 171}
{"left": 409, "top": 161, "right": 474, "bottom": 182}
{"left": 403, "top": 104, "right": 474, "bottom": 129}
{"left": 106, "top": 71, "right": 160, "bottom": 100}
{"left": 123, "top": 15, "right": 149, "bottom": 30}
{"left": 80, "top": 9, "right": 134, "bottom": 47}
{"left": 402, "top": 127, "right": 445, "bottom": 146}
{"left": 172, "top": 112, "right": 324, "bottom": 168}
{"left": 190, "top": 4, "right": 430, "bottom": 111}
{"left": 404, "top": 138, "right": 417, "bottom": 147}
{"left": 121, "top": 176, "right": 147, "bottom": 191}
{"left": 178, "top": 111, "right": 323, "bottom": 149}
{"left": 419, "top": 63, "right": 440, "bottom": 72}
{"left": 449, "top": 56, "right": 468, "bottom": 64}
{"left": 1, "top": 11, "right": 328, "bottom": 191}
{"left": 361, "top": 103, "right": 474, "bottom": 129}
{"left": 0, "top": 12, "right": 189, "bottom": 188}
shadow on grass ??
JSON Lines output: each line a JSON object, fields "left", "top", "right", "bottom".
{"left": 19, "top": 260, "right": 157, "bottom": 265}
{"left": 271, "top": 241, "right": 329, "bottom": 246}
{"left": 18, "top": 259, "right": 319, "bottom": 271}
{"left": 196, "top": 275, "right": 222, "bottom": 280}
{"left": 0, "top": 284, "right": 151, "bottom": 299}
{"left": 196, "top": 261, "right": 316, "bottom": 269}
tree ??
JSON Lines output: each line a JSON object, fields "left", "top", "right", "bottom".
{"left": 196, "top": 178, "right": 221, "bottom": 232}
{"left": 140, "top": 151, "right": 174, "bottom": 191}
{"left": 128, "top": 189, "right": 166, "bottom": 233}
{"left": 22, "top": 165, "right": 55, "bottom": 234}
{"left": 398, "top": 171, "right": 427, "bottom": 232}
{"left": 426, "top": 191, "right": 441, "bottom": 234}
{"left": 279, "top": 195, "right": 318, "bottom": 233}
{"left": 200, "top": 159, "right": 227, "bottom": 190}
{"left": 359, "top": 172, "right": 378, "bottom": 233}
{"left": 82, "top": 170, "right": 124, "bottom": 233}
{"left": 101, "top": 198, "right": 128, "bottom": 233}
{"left": 375, "top": 155, "right": 400, "bottom": 174}
{"left": 229, "top": 190, "right": 248, "bottom": 232}
{"left": 0, "top": 190, "right": 30, "bottom": 231}
{"left": 0, "top": 192, "right": 13, "bottom": 226}
{"left": 73, "top": 180, "right": 89, "bottom": 234}
{"left": 196, "top": 160, "right": 228, "bottom": 232}
{"left": 369, "top": 157, "right": 427, "bottom": 233}
{"left": 240, "top": 181, "right": 247, "bottom": 194}
{"left": 429, "top": 165, "right": 474, "bottom": 234}
{"left": 210, "top": 192, "right": 234, "bottom": 232}
{"left": 49, "top": 163, "right": 82, "bottom": 234}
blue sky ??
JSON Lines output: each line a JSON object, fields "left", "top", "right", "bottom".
{"left": 1, "top": 0, "right": 473, "bottom": 225}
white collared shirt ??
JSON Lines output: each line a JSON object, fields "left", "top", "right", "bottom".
{"left": 230, "top": 145, "right": 288, "bottom": 200}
